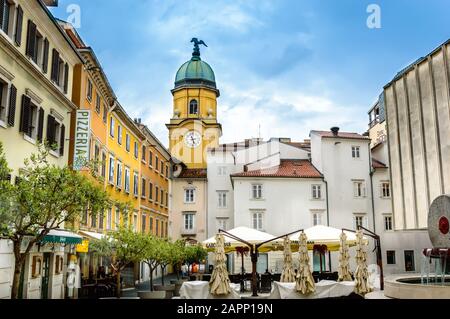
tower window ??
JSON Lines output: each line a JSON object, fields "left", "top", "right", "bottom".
{"left": 189, "top": 99, "right": 198, "bottom": 115}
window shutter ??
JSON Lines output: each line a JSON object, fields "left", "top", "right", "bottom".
{"left": 1, "top": 0, "right": 9, "bottom": 34}
{"left": 63, "top": 63, "right": 69, "bottom": 93}
{"left": 37, "top": 108, "right": 44, "bottom": 142}
{"left": 14, "top": 5, "right": 23, "bottom": 46}
{"left": 42, "top": 38, "right": 49, "bottom": 74}
{"left": 51, "top": 49, "right": 59, "bottom": 83}
{"left": 0, "top": 0, "right": 5, "bottom": 31}
{"left": 7, "top": 84, "right": 17, "bottom": 127}
{"left": 26, "top": 20, "right": 36, "bottom": 59}
{"left": 19, "top": 95, "right": 31, "bottom": 134}
{"left": 46, "top": 114, "right": 55, "bottom": 145}
{"left": 59, "top": 124, "right": 65, "bottom": 156}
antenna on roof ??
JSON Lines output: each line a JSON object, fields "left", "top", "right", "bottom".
{"left": 258, "top": 124, "right": 261, "bottom": 140}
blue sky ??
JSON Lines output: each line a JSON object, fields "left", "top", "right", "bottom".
{"left": 50, "top": 0, "right": 450, "bottom": 146}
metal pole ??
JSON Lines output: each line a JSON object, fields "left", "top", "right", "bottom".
{"left": 251, "top": 244, "right": 258, "bottom": 297}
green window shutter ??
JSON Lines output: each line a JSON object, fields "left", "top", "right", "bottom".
{"left": 7, "top": 84, "right": 17, "bottom": 127}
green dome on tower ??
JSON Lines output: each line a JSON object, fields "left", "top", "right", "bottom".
{"left": 174, "top": 38, "right": 217, "bottom": 90}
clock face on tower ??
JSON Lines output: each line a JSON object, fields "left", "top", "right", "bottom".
{"left": 184, "top": 131, "right": 202, "bottom": 148}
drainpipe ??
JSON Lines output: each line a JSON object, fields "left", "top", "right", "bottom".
{"left": 368, "top": 146, "right": 376, "bottom": 233}
{"left": 325, "top": 178, "right": 331, "bottom": 271}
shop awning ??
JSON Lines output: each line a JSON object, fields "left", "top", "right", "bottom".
{"left": 78, "top": 230, "right": 107, "bottom": 241}
{"left": 41, "top": 229, "right": 83, "bottom": 245}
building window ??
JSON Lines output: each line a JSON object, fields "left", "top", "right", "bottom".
{"left": 217, "top": 218, "right": 227, "bottom": 231}
{"left": 124, "top": 167, "right": 130, "bottom": 193}
{"left": 141, "top": 178, "right": 146, "bottom": 198}
{"left": 116, "top": 162, "right": 123, "bottom": 189}
{"left": 91, "top": 215, "right": 97, "bottom": 228}
{"left": 149, "top": 151, "right": 153, "bottom": 167}
{"left": 106, "top": 208, "right": 112, "bottom": 230}
{"left": 381, "top": 182, "right": 390, "bottom": 198}
{"left": 353, "top": 214, "right": 366, "bottom": 229}
{"left": 101, "top": 152, "right": 106, "bottom": 178}
{"left": 102, "top": 103, "right": 107, "bottom": 123}
{"left": 252, "top": 184, "right": 263, "bottom": 199}
{"left": 312, "top": 185, "right": 321, "bottom": 199}
{"left": 95, "top": 93, "right": 101, "bottom": 113}
{"left": 217, "top": 191, "right": 227, "bottom": 208}
{"left": 189, "top": 99, "right": 198, "bottom": 115}
{"left": 117, "top": 126, "right": 122, "bottom": 145}
{"left": 109, "top": 117, "right": 114, "bottom": 137}
{"left": 98, "top": 212, "right": 104, "bottom": 230}
{"left": 184, "top": 213, "right": 195, "bottom": 231}
{"left": 142, "top": 145, "right": 146, "bottom": 162}
{"left": 312, "top": 212, "right": 322, "bottom": 226}
{"left": 155, "top": 186, "right": 159, "bottom": 203}
{"left": 353, "top": 181, "right": 366, "bottom": 197}
{"left": 386, "top": 251, "right": 396, "bottom": 265}
{"left": 352, "top": 146, "right": 360, "bottom": 158}
{"left": 141, "top": 214, "right": 147, "bottom": 233}
{"left": 134, "top": 141, "right": 138, "bottom": 158}
{"left": 86, "top": 79, "right": 93, "bottom": 102}
{"left": 133, "top": 172, "right": 139, "bottom": 197}
{"left": 108, "top": 156, "right": 114, "bottom": 184}
{"left": 384, "top": 215, "right": 393, "bottom": 231}
{"left": 19, "top": 96, "right": 40, "bottom": 141}
{"left": 160, "top": 189, "right": 164, "bottom": 205}
{"left": 155, "top": 156, "right": 159, "bottom": 171}
{"left": 115, "top": 206, "right": 120, "bottom": 228}
{"left": 46, "top": 114, "right": 65, "bottom": 156}
{"left": 0, "top": 82, "right": 17, "bottom": 127}
{"left": 165, "top": 192, "right": 168, "bottom": 207}
{"left": 125, "top": 134, "right": 130, "bottom": 151}
{"left": 0, "top": 0, "right": 13, "bottom": 36}
{"left": 184, "top": 188, "right": 195, "bottom": 203}
{"left": 252, "top": 211, "right": 263, "bottom": 231}
{"left": 217, "top": 166, "right": 227, "bottom": 176}
{"left": 149, "top": 217, "right": 153, "bottom": 234}
{"left": 160, "top": 160, "right": 164, "bottom": 174}
{"left": 133, "top": 214, "right": 138, "bottom": 232}
{"left": 149, "top": 182, "right": 153, "bottom": 200}
{"left": 404, "top": 250, "right": 415, "bottom": 271}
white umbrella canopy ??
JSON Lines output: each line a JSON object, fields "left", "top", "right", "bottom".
{"left": 202, "top": 226, "right": 276, "bottom": 253}
{"left": 209, "top": 234, "right": 231, "bottom": 296}
{"left": 272, "top": 225, "right": 361, "bottom": 251}
{"left": 280, "top": 236, "right": 295, "bottom": 283}
{"left": 354, "top": 230, "right": 372, "bottom": 296}
{"left": 295, "top": 232, "right": 315, "bottom": 294}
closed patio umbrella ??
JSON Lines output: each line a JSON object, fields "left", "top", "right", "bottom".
{"left": 338, "top": 231, "right": 353, "bottom": 281}
{"left": 280, "top": 236, "right": 295, "bottom": 283}
{"left": 295, "top": 232, "right": 315, "bottom": 294}
{"left": 354, "top": 230, "right": 372, "bottom": 296}
{"left": 209, "top": 234, "right": 231, "bottom": 296}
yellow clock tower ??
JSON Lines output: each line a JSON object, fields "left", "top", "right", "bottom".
{"left": 166, "top": 39, "right": 222, "bottom": 169}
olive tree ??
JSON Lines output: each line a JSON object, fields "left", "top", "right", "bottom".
{"left": 0, "top": 143, "right": 110, "bottom": 299}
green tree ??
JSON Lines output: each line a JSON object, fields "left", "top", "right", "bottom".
{"left": 170, "top": 240, "right": 187, "bottom": 280}
{"left": 0, "top": 143, "right": 110, "bottom": 299}
{"left": 141, "top": 235, "right": 162, "bottom": 291}
{"left": 184, "top": 244, "right": 208, "bottom": 275}
{"left": 90, "top": 226, "right": 147, "bottom": 297}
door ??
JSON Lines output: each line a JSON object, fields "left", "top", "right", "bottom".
{"left": 41, "top": 253, "right": 51, "bottom": 299}
{"left": 404, "top": 250, "right": 415, "bottom": 272}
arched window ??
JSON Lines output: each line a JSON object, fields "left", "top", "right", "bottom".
{"left": 189, "top": 99, "right": 198, "bottom": 115}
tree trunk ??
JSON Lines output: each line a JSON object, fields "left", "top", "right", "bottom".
{"left": 116, "top": 270, "right": 121, "bottom": 298}
{"left": 11, "top": 241, "right": 24, "bottom": 299}
{"left": 149, "top": 264, "right": 154, "bottom": 291}
{"left": 176, "top": 263, "right": 180, "bottom": 280}
{"left": 161, "top": 265, "right": 165, "bottom": 286}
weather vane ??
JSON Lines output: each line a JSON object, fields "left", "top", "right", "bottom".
{"left": 191, "top": 38, "right": 207, "bottom": 60}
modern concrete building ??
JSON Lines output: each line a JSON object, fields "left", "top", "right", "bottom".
{"left": 369, "top": 98, "right": 431, "bottom": 274}
{"left": 384, "top": 39, "right": 450, "bottom": 230}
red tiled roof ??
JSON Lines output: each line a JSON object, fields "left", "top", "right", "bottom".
{"left": 231, "top": 160, "right": 322, "bottom": 178}
{"left": 312, "top": 130, "right": 370, "bottom": 140}
{"left": 177, "top": 168, "right": 207, "bottom": 179}
{"left": 372, "top": 158, "right": 388, "bottom": 169}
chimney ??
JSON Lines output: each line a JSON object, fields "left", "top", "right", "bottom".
{"left": 43, "top": 0, "right": 59, "bottom": 6}
{"left": 330, "top": 127, "right": 340, "bottom": 136}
